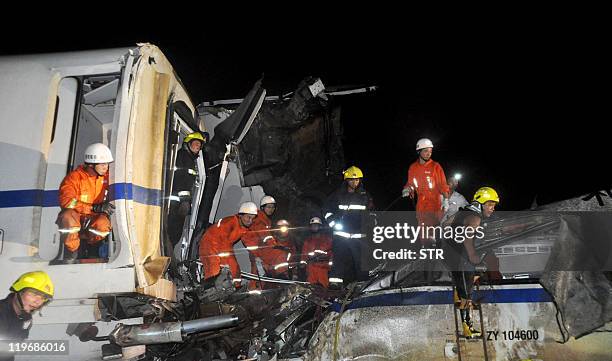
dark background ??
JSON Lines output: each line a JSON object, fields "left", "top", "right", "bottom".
{"left": 3, "top": 28, "right": 608, "bottom": 211}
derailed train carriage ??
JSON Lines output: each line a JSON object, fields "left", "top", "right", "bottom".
{"left": 1, "top": 42, "right": 611, "bottom": 360}
{"left": 0, "top": 43, "right": 345, "bottom": 360}
{"left": 292, "top": 193, "right": 612, "bottom": 361}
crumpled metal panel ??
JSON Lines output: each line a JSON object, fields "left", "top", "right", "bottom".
{"left": 302, "top": 285, "right": 612, "bottom": 361}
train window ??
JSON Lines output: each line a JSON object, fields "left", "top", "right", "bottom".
{"left": 47, "top": 74, "right": 121, "bottom": 265}
{"left": 162, "top": 106, "right": 202, "bottom": 260}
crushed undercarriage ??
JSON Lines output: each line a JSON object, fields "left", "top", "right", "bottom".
{"left": 90, "top": 74, "right": 611, "bottom": 360}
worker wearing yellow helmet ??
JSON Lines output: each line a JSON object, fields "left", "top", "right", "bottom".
{"left": 323, "top": 165, "right": 374, "bottom": 288}
{"left": 443, "top": 186, "right": 500, "bottom": 339}
{"left": 168, "top": 131, "right": 207, "bottom": 247}
{"left": 1, "top": 271, "right": 54, "bottom": 343}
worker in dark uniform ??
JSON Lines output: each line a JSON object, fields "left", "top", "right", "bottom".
{"left": 323, "top": 166, "right": 374, "bottom": 289}
{"left": 168, "top": 131, "right": 206, "bottom": 247}
{"left": 0, "top": 271, "right": 54, "bottom": 361}
{"left": 443, "top": 187, "right": 499, "bottom": 338}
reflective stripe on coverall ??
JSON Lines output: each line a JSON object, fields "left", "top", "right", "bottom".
{"left": 56, "top": 165, "right": 110, "bottom": 252}
{"left": 301, "top": 232, "right": 333, "bottom": 287}
{"left": 199, "top": 215, "right": 249, "bottom": 280}
{"left": 403, "top": 159, "right": 450, "bottom": 226}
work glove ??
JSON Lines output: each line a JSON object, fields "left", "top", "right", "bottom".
{"left": 274, "top": 245, "right": 291, "bottom": 252}
{"left": 401, "top": 187, "right": 412, "bottom": 198}
{"left": 178, "top": 199, "right": 191, "bottom": 218}
{"left": 324, "top": 212, "right": 336, "bottom": 228}
{"left": 92, "top": 202, "right": 115, "bottom": 216}
{"left": 474, "top": 262, "right": 488, "bottom": 273}
{"left": 442, "top": 198, "right": 450, "bottom": 212}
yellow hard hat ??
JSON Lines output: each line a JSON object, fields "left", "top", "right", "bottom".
{"left": 343, "top": 166, "right": 363, "bottom": 180}
{"left": 11, "top": 271, "right": 54, "bottom": 299}
{"left": 183, "top": 132, "right": 206, "bottom": 144}
{"left": 473, "top": 187, "right": 500, "bottom": 204}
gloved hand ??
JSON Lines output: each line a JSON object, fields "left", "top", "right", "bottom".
{"left": 402, "top": 187, "right": 413, "bottom": 198}
{"left": 474, "top": 262, "right": 488, "bottom": 273}
{"left": 92, "top": 202, "right": 115, "bottom": 216}
{"left": 324, "top": 212, "right": 336, "bottom": 228}
{"left": 178, "top": 199, "right": 191, "bottom": 218}
{"left": 442, "top": 198, "right": 450, "bottom": 212}
{"left": 274, "top": 245, "right": 291, "bottom": 252}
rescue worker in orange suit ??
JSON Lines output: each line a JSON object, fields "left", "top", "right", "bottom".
{"left": 0, "top": 271, "right": 54, "bottom": 361}
{"left": 199, "top": 201, "right": 257, "bottom": 286}
{"left": 241, "top": 195, "right": 279, "bottom": 286}
{"left": 56, "top": 143, "right": 114, "bottom": 262}
{"left": 268, "top": 219, "right": 298, "bottom": 280}
{"left": 168, "top": 132, "right": 206, "bottom": 247}
{"left": 323, "top": 166, "right": 374, "bottom": 289}
{"left": 402, "top": 138, "right": 450, "bottom": 243}
{"left": 443, "top": 187, "right": 499, "bottom": 338}
{"left": 300, "top": 217, "right": 333, "bottom": 287}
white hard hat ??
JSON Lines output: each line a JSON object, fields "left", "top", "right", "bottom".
{"left": 309, "top": 217, "right": 322, "bottom": 225}
{"left": 416, "top": 138, "right": 434, "bottom": 151}
{"left": 276, "top": 219, "right": 290, "bottom": 227}
{"left": 84, "top": 143, "right": 113, "bottom": 163}
{"left": 260, "top": 195, "right": 276, "bottom": 207}
{"left": 238, "top": 201, "right": 258, "bottom": 215}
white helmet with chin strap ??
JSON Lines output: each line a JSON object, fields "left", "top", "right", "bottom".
{"left": 309, "top": 217, "right": 322, "bottom": 225}
{"left": 416, "top": 138, "right": 434, "bottom": 152}
{"left": 84, "top": 143, "right": 114, "bottom": 163}
{"left": 260, "top": 195, "right": 276, "bottom": 207}
{"left": 238, "top": 201, "right": 258, "bottom": 215}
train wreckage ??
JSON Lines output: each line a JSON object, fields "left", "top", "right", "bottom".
{"left": 1, "top": 44, "right": 611, "bottom": 360}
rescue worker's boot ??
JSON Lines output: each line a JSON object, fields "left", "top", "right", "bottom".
{"left": 328, "top": 277, "right": 344, "bottom": 291}
{"left": 453, "top": 289, "right": 461, "bottom": 307}
{"left": 462, "top": 320, "right": 482, "bottom": 338}
{"left": 460, "top": 309, "right": 481, "bottom": 338}
{"left": 63, "top": 245, "right": 78, "bottom": 264}
{"left": 86, "top": 243, "right": 100, "bottom": 258}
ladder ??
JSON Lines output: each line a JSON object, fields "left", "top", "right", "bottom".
{"left": 452, "top": 287, "right": 489, "bottom": 361}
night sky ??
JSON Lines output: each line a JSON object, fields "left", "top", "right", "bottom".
{"left": 3, "top": 28, "right": 609, "bottom": 211}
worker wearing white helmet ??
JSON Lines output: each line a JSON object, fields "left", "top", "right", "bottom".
{"left": 199, "top": 201, "right": 258, "bottom": 284}
{"left": 300, "top": 217, "right": 333, "bottom": 287}
{"left": 56, "top": 143, "right": 115, "bottom": 262}
{"left": 269, "top": 219, "right": 298, "bottom": 280}
{"left": 240, "top": 195, "right": 281, "bottom": 287}
{"left": 401, "top": 138, "right": 450, "bottom": 244}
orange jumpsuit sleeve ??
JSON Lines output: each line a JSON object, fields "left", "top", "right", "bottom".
{"left": 289, "top": 242, "right": 298, "bottom": 264}
{"left": 59, "top": 170, "right": 92, "bottom": 214}
{"left": 404, "top": 163, "right": 417, "bottom": 190}
{"left": 434, "top": 162, "right": 450, "bottom": 196}
{"left": 200, "top": 227, "right": 221, "bottom": 279}
{"left": 301, "top": 238, "right": 312, "bottom": 263}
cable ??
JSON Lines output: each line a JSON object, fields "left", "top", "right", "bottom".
{"left": 332, "top": 283, "right": 356, "bottom": 361}
{"left": 553, "top": 299, "right": 570, "bottom": 343}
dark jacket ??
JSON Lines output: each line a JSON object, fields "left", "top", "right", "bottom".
{"left": 323, "top": 182, "right": 374, "bottom": 233}
{"left": 173, "top": 145, "right": 200, "bottom": 199}
{"left": 0, "top": 294, "right": 31, "bottom": 361}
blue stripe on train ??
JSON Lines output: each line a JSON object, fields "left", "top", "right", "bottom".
{"left": 330, "top": 288, "right": 552, "bottom": 312}
{"left": 0, "top": 183, "right": 162, "bottom": 208}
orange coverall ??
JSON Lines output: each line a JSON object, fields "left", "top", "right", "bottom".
{"left": 241, "top": 210, "right": 272, "bottom": 274}
{"left": 56, "top": 165, "right": 111, "bottom": 252}
{"left": 199, "top": 215, "right": 249, "bottom": 280}
{"left": 269, "top": 236, "right": 297, "bottom": 278}
{"left": 404, "top": 159, "right": 450, "bottom": 227}
{"left": 301, "top": 232, "right": 333, "bottom": 287}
